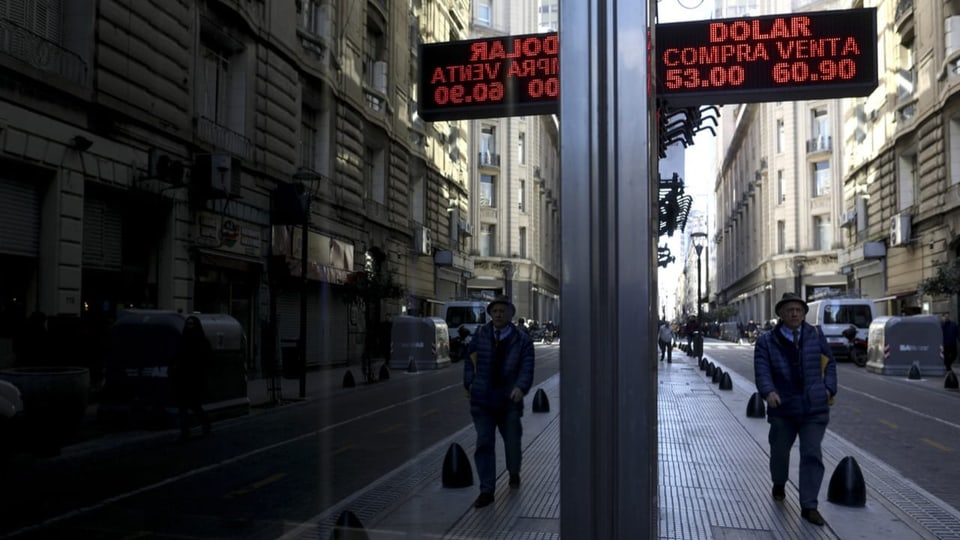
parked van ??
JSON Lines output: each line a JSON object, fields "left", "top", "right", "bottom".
{"left": 442, "top": 300, "right": 489, "bottom": 361}
{"left": 866, "top": 315, "right": 945, "bottom": 377}
{"left": 805, "top": 299, "right": 876, "bottom": 362}
{"left": 98, "top": 310, "right": 249, "bottom": 428}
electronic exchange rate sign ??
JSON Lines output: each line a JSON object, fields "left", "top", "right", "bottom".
{"left": 656, "top": 8, "right": 878, "bottom": 106}
{"left": 419, "top": 32, "right": 559, "bottom": 122}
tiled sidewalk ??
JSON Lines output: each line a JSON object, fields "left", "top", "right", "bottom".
{"left": 281, "top": 350, "right": 959, "bottom": 539}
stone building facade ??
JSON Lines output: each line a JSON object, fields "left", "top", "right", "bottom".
{"left": 0, "top": 0, "right": 560, "bottom": 373}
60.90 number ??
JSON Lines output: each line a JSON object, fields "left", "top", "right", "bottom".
{"left": 664, "top": 66, "right": 747, "bottom": 90}
{"left": 433, "top": 82, "right": 505, "bottom": 105}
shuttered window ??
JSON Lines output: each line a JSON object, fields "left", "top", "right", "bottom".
{"left": 1, "top": 0, "right": 62, "bottom": 43}
{"left": 82, "top": 196, "right": 123, "bottom": 271}
{"left": 0, "top": 178, "right": 40, "bottom": 257}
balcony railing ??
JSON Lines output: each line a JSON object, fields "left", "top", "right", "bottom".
{"left": 478, "top": 152, "right": 501, "bottom": 166}
{"left": 196, "top": 116, "right": 253, "bottom": 161}
{"left": 0, "top": 18, "right": 87, "bottom": 87}
{"left": 805, "top": 136, "right": 832, "bottom": 153}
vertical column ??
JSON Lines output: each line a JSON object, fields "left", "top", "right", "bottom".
{"left": 40, "top": 163, "right": 83, "bottom": 316}
{"left": 560, "top": 0, "right": 657, "bottom": 538}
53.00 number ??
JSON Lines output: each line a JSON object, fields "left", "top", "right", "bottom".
{"left": 664, "top": 66, "right": 746, "bottom": 90}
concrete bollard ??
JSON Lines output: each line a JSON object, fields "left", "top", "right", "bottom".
{"left": 746, "top": 392, "right": 766, "bottom": 417}
{"left": 342, "top": 370, "right": 356, "bottom": 388}
{"left": 706, "top": 363, "right": 715, "bottom": 377}
{"left": 827, "top": 456, "right": 866, "bottom": 507}
{"left": 712, "top": 367, "right": 723, "bottom": 384}
{"left": 945, "top": 371, "right": 958, "bottom": 390}
{"left": 407, "top": 357, "right": 418, "bottom": 373}
{"left": 532, "top": 388, "right": 550, "bottom": 413}
{"left": 442, "top": 443, "right": 474, "bottom": 488}
{"left": 907, "top": 362, "right": 921, "bottom": 380}
{"left": 331, "top": 509, "right": 370, "bottom": 540}
{"left": 719, "top": 372, "right": 733, "bottom": 390}
{"left": 379, "top": 363, "right": 390, "bottom": 381}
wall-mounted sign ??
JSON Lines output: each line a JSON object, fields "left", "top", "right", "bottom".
{"left": 419, "top": 32, "right": 559, "bottom": 121}
{"left": 656, "top": 8, "right": 878, "bottom": 106}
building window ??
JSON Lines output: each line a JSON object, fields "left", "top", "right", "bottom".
{"left": 812, "top": 161, "right": 830, "bottom": 197}
{"left": 2, "top": 0, "right": 61, "bottom": 43}
{"left": 777, "top": 220, "right": 786, "bottom": 254}
{"left": 480, "top": 125, "right": 496, "bottom": 164}
{"left": 480, "top": 175, "right": 496, "bottom": 207}
{"left": 898, "top": 148, "right": 917, "bottom": 211}
{"left": 364, "top": 24, "right": 387, "bottom": 93}
{"left": 898, "top": 38, "right": 915, "bottom": 100}
{"left": 952, "top": 116, "right": 960, "bottom": 185}
{"left": 777, "top": 170, "right": 785, "bottom": 204}
{"left": 776, "top": 119, "right": 784, "bottom": 153}
{"left": 519, "top": 227, "right": 527, "bottom": 258}
{"left": 518, "top": 179, "right": 526, "bottom": 212}
{"left": 518, "top": 132, "right": 526, "bottom": 164}
{"left": 814, "top": 215, "right": 832, "bottom": 251}
{"left": 299, "top": 104, "right": 332, "bottom": 176}
{"left": 410, "top": 175, "right": 425, "bottom": 224}
{"left": 198, "top": 43, "right": 246, "bottom": 136}
{"left": 480, "top": 224, "right": 495, "bottom": 256}
{"left": 300, "top": 0, "right": 333, "bottom": 40}
{"left": 365, "top": 145, "right": 386, "bottom": 203}
{"left": 477, "top": 0, "right": 492, "bottom": 26}
{"left": 811, "top": 108, "right": 829, "bottom": 150}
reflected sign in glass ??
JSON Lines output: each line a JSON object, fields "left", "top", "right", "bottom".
{"left": 418, "top": 32, "right": 559, "bottom": 121}
{"left": 656, "top": 8, "right": 878, "bottom": 106}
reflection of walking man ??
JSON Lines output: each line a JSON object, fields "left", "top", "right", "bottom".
{"left": 463, "top": 296, "right": 535, "bottom": 508}
{"left": 171, "top": 316, "right": 212, "bottom": 441}
{"left": 658, "top": 321, "right": 673, "bottom": 362}
{"left": 943, "top": 313, "right": 959, "bottom": 371}
{"left": 754, "top": 293, "right": 836, "bottom": 527}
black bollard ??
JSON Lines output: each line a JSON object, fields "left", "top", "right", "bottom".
{"left": 379, "top": 362, "right": 390, "bottom": 381}
{"left": 712, "top": 367, "right": 723, "bottom": 384}
{"left": 719, "top": 371, "right": 733, "bottom": 390}
{"left": 331, "top": 510, "right": 370, "bottom": 540}
{"left": 407, "top": 358, "right": 418, "bottom": 373}
{"left": 699, "top": 357, "right": 707, "bottom": 371}
{"left": 441, "top": 443, "right": 474, "bottom": 488}
{"left": 945, "top": 371, "right": 958, "bottom": 390}
{"left": 746, "top": 392, "right": 766, "bottom": 418}
{"left": 827, "top": 456, "right": 866, "bottom": 507}
{"left": 907, "top": 362, "right": 921, "bottom": 380}
{"left": 342, "top": 370, "right": 356, "bottom": 388}
{"left": 706, "top": 363, "right": 715, "bottom": 377}
{"left": 532, "top": 388, "right": 550, "bottom": 413}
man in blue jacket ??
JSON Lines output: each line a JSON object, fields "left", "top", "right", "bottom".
{"left": 754, "top": 292, "right": 837, "bottom": 527}
{"left": 463, "top": 295, "right": 536, "bottom": 508}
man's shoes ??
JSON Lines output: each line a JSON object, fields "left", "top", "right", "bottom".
{"left": 801, "top": 508, "right": 826, "bottom": 526}
{"left": 473, "top": 492, "right": 495, "bottom": 508}
{"left": 772, "top": 484, "right": 785, "bottom": 501}
{"left": 509, "top": 473, "right": 520, "bottom": 488}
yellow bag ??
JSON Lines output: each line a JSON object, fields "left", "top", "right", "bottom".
{"left": 820, "top": 354, "right": 835, "bottom": 406}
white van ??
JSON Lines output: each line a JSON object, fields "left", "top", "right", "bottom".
{"left": 441, "top": 300, "right": 489, "bottom": 361}
{"left": 805, "top": 299, "right": 876, "bottom": 362}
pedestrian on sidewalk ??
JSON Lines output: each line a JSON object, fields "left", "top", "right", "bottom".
{"left": 171, "top": 315, "right": 212, "bottom": 441}
{"left": 754, "top": 292, "right": 837, "bottom": 527}
{"left": 658, "top": 320, "right": 673, "bottom": 362}
{"left": 941, "top": 312, "right": 959, "bottom": 371}
{"left": 463, "top": 295, "right": 535, "bottom": 509}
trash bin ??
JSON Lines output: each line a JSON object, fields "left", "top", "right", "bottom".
{"left": 282, "top": 343, "right": 303, "bottom": 380}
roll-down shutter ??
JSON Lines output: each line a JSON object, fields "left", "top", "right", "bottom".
{"left": 0, "top": 178, "right": 41, "bottom": 257}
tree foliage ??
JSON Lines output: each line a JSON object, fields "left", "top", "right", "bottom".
{"left": 920, "top": 259, "right": 960, "bottom": 296}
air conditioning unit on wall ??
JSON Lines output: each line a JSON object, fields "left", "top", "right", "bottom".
{"left": 414, "top": 225, "right": 432, "bottom": 255}
{"left": 889, "top": 213, "right": 912, "bottom": 246}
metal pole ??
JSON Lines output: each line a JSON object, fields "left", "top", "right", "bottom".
{"left": 696, "top": 254, "right": 703, "bottom": 322}
{"left": 299, "top": 196, "right": 309, "bottom": 399}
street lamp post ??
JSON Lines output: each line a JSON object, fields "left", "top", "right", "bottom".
{"left": 691, "top": 232, "right": 707, "bottom": 322}
{"left": 293, "top": 169, "right": 323, "bottom": 399}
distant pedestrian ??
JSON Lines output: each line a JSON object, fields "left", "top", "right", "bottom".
{"left": 942, "top": 313, "right": 959, "bottom": 371}
{"left": 658, "top": 320, "right": 673, "bottom": 362}
{"left": 754, "top": 292, "right": 837, "bottom": 527}
{"left": 171, "top": 316, "right": 212, "bottom": 441}
{"left": 463, "top": 295, "right": 535, "bottom": 508}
